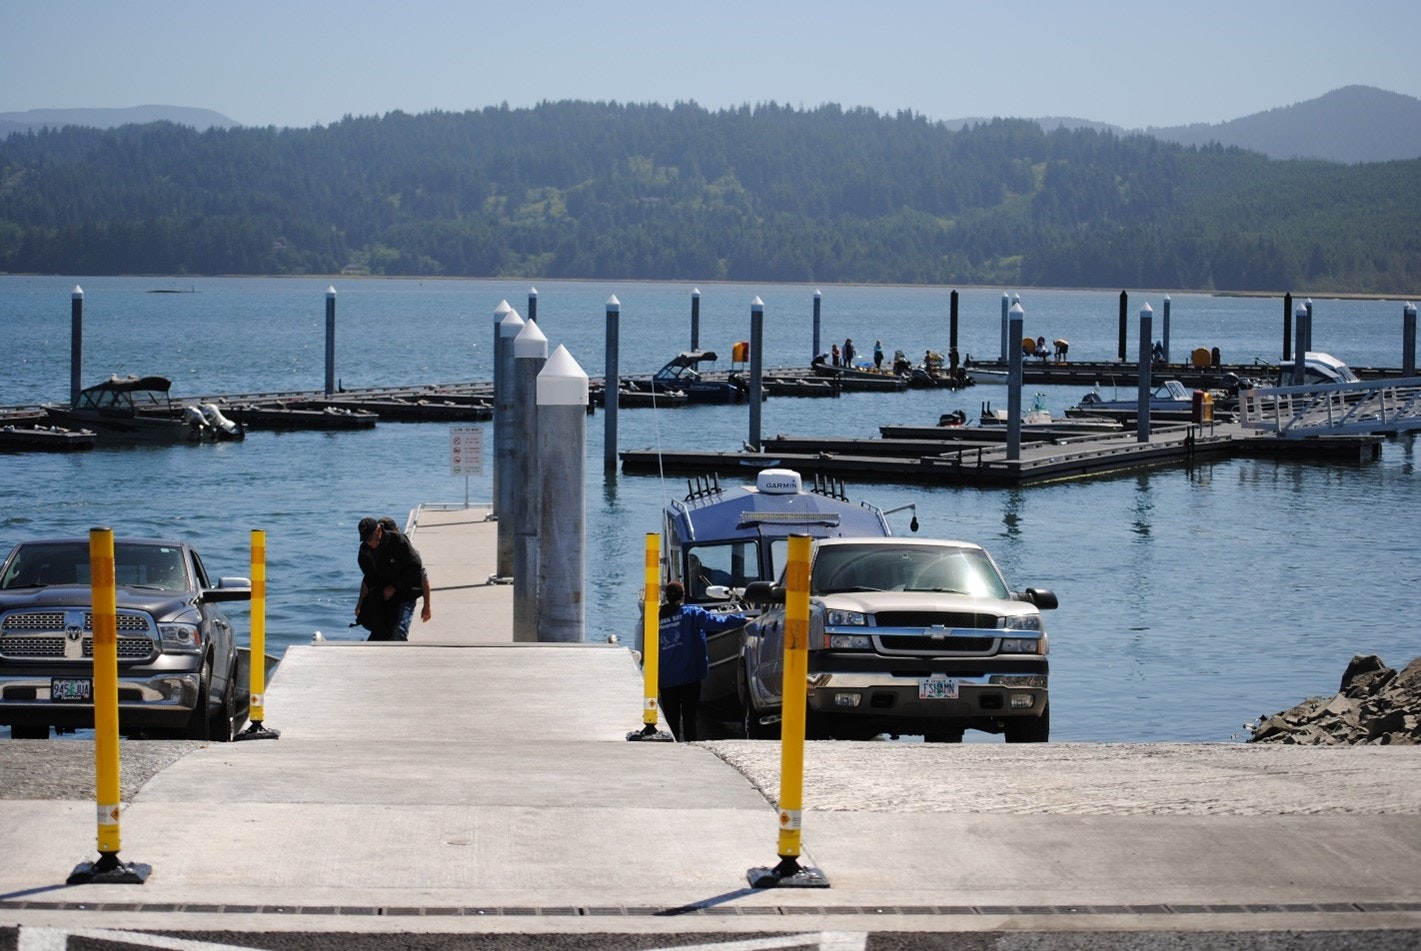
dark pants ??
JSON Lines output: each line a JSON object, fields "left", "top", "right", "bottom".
{"left": 659, "top": 681, "right": 702, "bottom": 741}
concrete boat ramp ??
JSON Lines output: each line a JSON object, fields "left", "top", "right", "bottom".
{"left": 2, "top": 505, "right": 1420, "bottom": 945}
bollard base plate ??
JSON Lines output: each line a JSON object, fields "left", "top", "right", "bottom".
{"left": 234, "top": 721, "right": 281, "bottom": 741}
{"left": 68, "top": 854, "right": 150, "bottom": 885}
{"left": 626, "top": 724, "right": 675, "bottom": 742}
{"left": 747, "top": 857, "right": 829, "bottom": 889}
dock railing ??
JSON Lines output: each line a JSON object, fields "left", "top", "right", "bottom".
{"left": 1238, "top": 378, "right": 1421, "bottom": 437}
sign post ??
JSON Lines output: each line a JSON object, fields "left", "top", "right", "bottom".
{"left": 450, "top": 424, "right": 484, "bottom": 508}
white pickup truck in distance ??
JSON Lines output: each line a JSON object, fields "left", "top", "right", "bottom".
{"left": 739, "top": 537, "right": 1057, "bottom": 743}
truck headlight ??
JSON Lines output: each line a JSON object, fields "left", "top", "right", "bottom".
{"left": 827, "top": 634, "right": 873, "bottom": 650}
{"left": 1003, "top": 615, "right": 1042, "bottom": 632}
{"left": 158, "top": 622, "right": 202, "bottom": 653}
{"left": 999, "top": 637, "right": 1041, "bottom": 653}
{"left": 826, "top": 609, "right": 867, "bottom": 626}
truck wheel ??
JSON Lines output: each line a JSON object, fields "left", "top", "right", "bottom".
{"left": 739, "top": 667, "right": 778, "bottom": 740}
{"left": 1004, "top": 706, "right": 1050, "bottom": 743}
{"left": 182, "top": 658, "right": 213, "bottom": 741}
{"left": 207, "top": 662, "right": 236, "bottom": 742}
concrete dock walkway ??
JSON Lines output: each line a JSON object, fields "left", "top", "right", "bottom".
{"left": 1, "top": 503, "right": 1420, "bottom": 941}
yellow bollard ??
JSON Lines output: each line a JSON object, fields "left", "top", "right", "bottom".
{"left": 236, "top": 529, "right": 280, "bottom": 740}
{"left": 67, "top": 527, "right": 149, "bottom": 884}
{"left": 627, "top": 532, "right": 672, "bottom": 741}
{"left": 748, "top": 533, "right": 827, "bottom": 888}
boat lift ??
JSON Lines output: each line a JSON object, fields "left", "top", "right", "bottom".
{"left": 1237, "top": 377, "right": 1421, "bottom": 437}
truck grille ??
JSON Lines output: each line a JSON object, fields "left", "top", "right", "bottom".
{"left": 875, "top": 610, "right": 1001, "bottom": 629}
{"left": 876, "top": 633, "right": 998, "bottom": 653}
{"left": 0, "top": 609, "right": 157, "bottom": 661}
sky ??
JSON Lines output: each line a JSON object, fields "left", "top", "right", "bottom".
{"left": 4, "top": 0, "right": 1420, "bottom": 131}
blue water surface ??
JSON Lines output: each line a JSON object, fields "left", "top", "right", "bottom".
{"left": 2, "top": 276, "right": 1418, "bottom": 741}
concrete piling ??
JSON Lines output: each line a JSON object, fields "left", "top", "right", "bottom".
{"left": 70, "top": 285, "right": 83, "bottom": 407}
{"left": 812, "top": 290, "right": 822, "bottom": 363}
{"left": 496, "top": 307, "right": 525, "bottom": 578}
{"left": 1118, "top": 290, "right": 1128, "bottom": 362}
{"left": 1007, "top": 302, "right": 1023, "bottom": 461}
{"left": 324, "top": 286, "right": 337, "bottom": 397}
{"left": 1137, "top": 303, "right": 1153, "bottom": 443}
{"left": 999, "top": 292, "right": 1009, "bottom": 363}
{"left": 527, "top": 287, "right": 538, "bottom": 323}
{"left": 490, "top": 300, "right": 511, "bottom": 518}
{"left": 1161, "top": 295, "right": 1171, "bottom": 366}
{"left": 1283, "top": 292, "right": 1293, "bottom": 362}
{"left": 1405, "top": 302, "right": 1417, "bottom": 378}
{"left": 536, "top": 345, "right": 588, "bottom": 643}
{"left": 513, "top": 319, "right": 548, "bottom": 642}
{"left": 1293, "top": 304, "right": 1309, "bottom": 385}
{"left": 604, "top": 295, "right": 621, "bottom": 473}
{"left": 949, "top": 289, "right": 959, "bottom": 352}
{"left": 691, "top": 288, "right": 701, "bottom": 351}
{"left": 749, "top": 297, "right": 764, "bottom": 451}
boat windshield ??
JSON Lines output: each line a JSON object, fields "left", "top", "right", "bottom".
{"left": 685, "top": 541, "right": 758, "bottom": 600}
{"left": 809, "top": 544, "right": 1008, "bottom": 598}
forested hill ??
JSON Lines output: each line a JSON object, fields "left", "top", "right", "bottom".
{"left": 1, "top": 101, "right": 1418, "bottom": 294}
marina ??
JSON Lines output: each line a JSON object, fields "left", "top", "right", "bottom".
{"left": 2, "top": 276, "right": 1420, "bottom": 744}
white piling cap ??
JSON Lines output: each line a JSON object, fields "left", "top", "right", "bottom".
{"left": 752, "top": 296, "right": 764, "bottom": 312}
{"left": 537, "top": 344, "right": 589, "bottom": 405}
{"left": 1407, "top": 302, "right": 1417, "bottom": 315}
{"left": 326, "top": 285, "right": 337, "bottom": 298}
{"left": 529, "top": 286, "right": 538, "bottom": 296}
{"left": 514, "top": 318, "right": 548, "bottom": 359}
{"left": 71, "top": 285, "right": 83, "bottom": 299}
{"left": 607, "top": 294, "right": 620, "bottom": 311}
{"left": 692, "top": 287, "right": 701, "bottom": 297}
{"left": 494, "top": 299, "right": 512, "bottom": 321}
{"left": 1009, "top": 302, "right": 1024, "bottom": 318}
{"left": 499, "top": 308, "right": 525, "bottom": 337}
{"left": 1140, "top": 302, "right": 1153, "bottom": 316}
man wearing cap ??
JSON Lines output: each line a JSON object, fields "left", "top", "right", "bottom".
{"left": 657, "top": 580, "right": 747, "bottom": 741}
{"left": 355, "top": 516, "right": 428, "bottom": 641}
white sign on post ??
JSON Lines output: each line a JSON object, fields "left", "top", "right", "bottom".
{"left": 450, "top": 425, "right": 484, "bottom": 475}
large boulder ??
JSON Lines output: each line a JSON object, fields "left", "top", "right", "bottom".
{"left": 1248, "top": 654, "right": 1421, "bottom": 745}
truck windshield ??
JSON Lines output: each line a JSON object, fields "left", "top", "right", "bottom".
{"left": 810, "top": 544, "right": 1008, "bottom": 598}
{"left": 0, "top": 542, "right": 187, "bottom": 591}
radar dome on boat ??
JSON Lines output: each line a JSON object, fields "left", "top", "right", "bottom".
{"left": 756, "top": 468, "right": 802, "bottom": 495}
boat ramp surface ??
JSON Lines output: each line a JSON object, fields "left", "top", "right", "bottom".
{"left": 1, "top": 504, "right": 1419, "bottom": 942}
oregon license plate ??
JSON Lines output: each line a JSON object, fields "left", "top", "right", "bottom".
{"left": 919, "top": 674, "right": 959, "bottom": 700}
{"left": 51, "top": 678, "right": 92, "bottom": 702}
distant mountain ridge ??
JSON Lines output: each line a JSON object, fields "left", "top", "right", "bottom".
{"left": 951, "top": 86, "right": 1421, "bottom": 164}
{"left": 0, "top": 105, "right": 239, "bottom": 139}
{"left": 2, "top": 89, "right": 1417, "bottom": 163}
{"left": 1143, "top": 86, "right": 1421, "bottom": 164}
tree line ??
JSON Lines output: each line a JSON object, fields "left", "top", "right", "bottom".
{"left": 1, "top": 100, "right": 1417, "bottom": 294}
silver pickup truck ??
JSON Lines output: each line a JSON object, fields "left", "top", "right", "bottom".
{"left": 739, "top": 536, "right": 1057, "bottom": 742}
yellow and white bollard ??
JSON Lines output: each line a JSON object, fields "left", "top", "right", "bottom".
{"left": 627, "top": 532, "right": 672, "bottom": 741}
{"left": 236, "top": 529, "right": 280, "bottom": 740}
{"left": 748, "top": 533, "right": 828, "bottom": 887}
{"left": 67, "top": 527, "right": 150, "bottom": 884}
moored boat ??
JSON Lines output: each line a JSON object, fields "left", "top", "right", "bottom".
{"left": 44, "top": 375, "right": 234, "bottom": 443}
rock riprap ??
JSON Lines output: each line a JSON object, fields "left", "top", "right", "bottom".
{"left": 1249, "top": 653, "right": 1421, "bottom": 744}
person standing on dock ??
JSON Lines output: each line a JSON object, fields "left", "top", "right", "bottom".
{"left": 873, "top": 340, "right": 884, "bottom": 369}
{"left": 657, "top": 580, "right": 746, "bottom": 741}
{"left": 843, "top": 338, "right": 856, "bottom": 367}
{"left": 356, "top": 516, "right": 430, "bottom": 641}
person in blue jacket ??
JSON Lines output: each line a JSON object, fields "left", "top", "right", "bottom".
{"left": 657, "top": 580, "right": 747, "bottom": 741}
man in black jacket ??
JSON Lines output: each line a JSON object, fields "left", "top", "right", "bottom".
{"left": 356, "top": 516, "right": 430, "bottom": 641}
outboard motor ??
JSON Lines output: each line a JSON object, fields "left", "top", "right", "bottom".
{"left": 201, "top": 403, "right": 245, "bottom": 440}
{"left": 182, "top": 404, "right": 216, "bottom": 439}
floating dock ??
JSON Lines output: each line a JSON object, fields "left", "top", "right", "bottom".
{"left": 620, "top": 421, "right": 1383, "bottom": 487}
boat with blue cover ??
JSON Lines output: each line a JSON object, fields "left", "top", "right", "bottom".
{"left": 642, "top": 467, "right": 915, "bottom": 729}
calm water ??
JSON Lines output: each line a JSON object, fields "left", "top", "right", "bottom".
{"left": 2, "top": 275, "right": 1418, "bottom": 742}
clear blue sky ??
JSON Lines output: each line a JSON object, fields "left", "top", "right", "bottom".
{"left": 4, "top": 0, "right": 1419, "bottom": 130}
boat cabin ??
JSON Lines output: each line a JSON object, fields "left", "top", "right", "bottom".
{"left": 662, "top": 468, "right": 899, "bottom": 603}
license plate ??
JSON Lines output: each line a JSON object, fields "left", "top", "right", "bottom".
{"left": 919, "top": 675, "right": 959, "bottom": 700}
{"left": 51, "top": 678, "right": 92, "bottom": 702}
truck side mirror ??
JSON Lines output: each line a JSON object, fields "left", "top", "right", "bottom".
{"left": 742, "top": 581, "right": 785, "bottom": 605}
